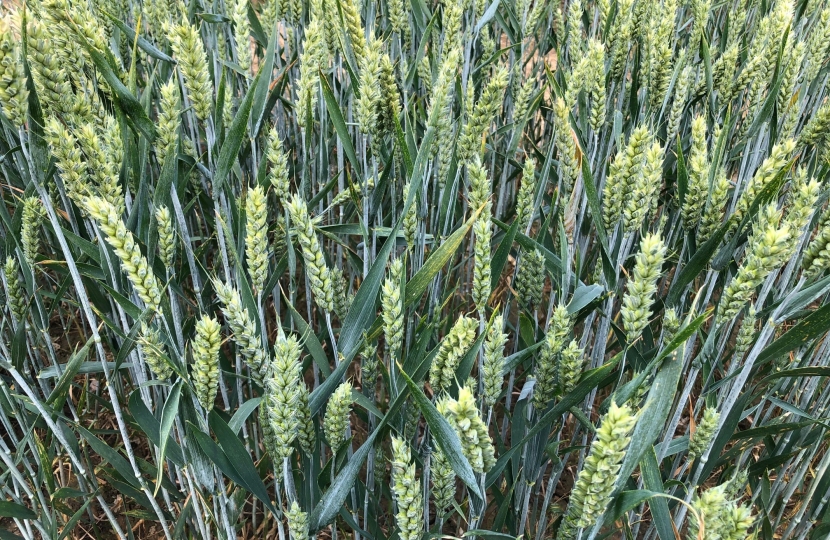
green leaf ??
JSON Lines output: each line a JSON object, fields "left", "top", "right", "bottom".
{"left": 666, "top": 218, "right": 732, "bottom": 306}
{"left": 76, "top": 37, "right": 155, "bottom": 140}
{"left": 198, "top": 13, "right": 231, "bottom": 23}
{"left": 730, "top": 420, "right": 815, "bottom": 441}
{"left": 404, "top": 204, "right": 483, "bottom": 306}
{"left": 38, "top": 362, "right": 134, "bottom": 378}
{"left": 0, "top": 502, "right": 36, "bottom": 520}
{"left": 57, "top": 496, "right": 94, "bottom": 540}
{"left": 757, "top": 302, "right": 830, "bottom": 365}
{"left": 615, "top": 350, "right": 682, "bottom": 492}
{"left": 775, "top": 274, "right": 830, "bottom": 321}
{"left": 464, "top": 531, "right": 516, "bottom": 540}
{"left": 46, "top": 337, "right": 94, "bottom": 409}
{"left": 77, "top": 426, "right": 141, "bottom": 488}
{"left": 128, "top": 390, "right": 185, "bottom": 465}
{"left": 284, "top": 295, "right": 332, "bottom": 377}
{"left": 398, "top": 369, "right": 483, "bottom": 498}
{"left": 474, "top": 0, "right": 502, "bottom": 32}
{"left": 581, "top": 157, "right": 610, "bottom": 255}
{"left": 640, "top": 449, "right": 674, "bottom": 540}
{"left": 252, "top": 18, "right": 279, "bottom": 136}
{"left": 351, "top": 390, "right": 384, "bottom": 419}
{"left": 605, "top": 490, "right": 661, "bottom": 524}
{"left": 213, "top": 70, "right": 261, "bottom": 193}
{"left": 246, "top": 2, "right": 267, "bottom": 45}
{"left": 189, "top": 422, "right": 247, "bottom": 487}
{"left": 309, "top": 427, "right": 379, "bottom": 530}
{"left": 486, "top": 357, "right": 621, "bottom": 487}
{"left": 491, "top": 218, "right": 519, "bottom": 291}
{"left": 567, "top": 283, "right": 604, "bottom": 314}
{"left": 229, "top": 397, "right": 263, "bottom": 435}
{"left": 155, "top": 381, "right": 182, "bottom": 495}
{"left": 208, "top": 411, "right": 278, "bottom": 515}
{"left": 338, "top": 123, "right": 436, "bottom": 359}
{"left": 320, "top": 73, "right": 361, "bottom": 177}
{"left": 105, "top": 15, "right": 174, "bottom": 62}
{"left": 760, "top": 366, "right": 830, "bottom": 384}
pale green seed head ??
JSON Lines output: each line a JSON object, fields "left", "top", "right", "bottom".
{"left": 382, "top": 257, "right": 405, "bottom": 359}
{"left": 718, "top": 204, "right": 790, "bottom": 324}
{"left": 170, "top": 22, "right": 213, "bottom": 121}
{"left": 138, "top": 322, "right": 173, "bottom": 380}
{"left": 559, "top": 401, "right": 637, "bottom": 535}
{"left": 515, "top": 157, "right": 538, "bottom": 232}
{"left": 483, "top": 314, "right": 507, "bottom": 407}
{"left": 688, "top": 406, "right": 720, "bottom": 461}
{"left": 621, "top": 233, "right": 666, "bottom": 341}
{"left": 287, "top": 193, "right": 335, "bottom": 313}
{"left": 157, "top": 79, "right": 181, "bottom": 158}
{"left": 266, "top": 334, "right": 302, "bottom": 458}
{"left": 430, "top": 446, "right": 456, "bottom": 516}
{"left": 245, "top": 185, "right": 270, "bottom": 294}
{"left": 324, "top": 381, "right": 353, "bottom": 451}
{"left": 84, "top": 196, "right": 162, "bottom": 313}
{"left": 515, "top": 249, "right": 546, "bottom": 310}
{"left": 429, "top": 315, "right": 478, "bottom": 393}
{"left": 267, "top": 127, "right": 290, "bottom": 200}
{"left": 21, "top": 197, "right": 45, "bottom": 269}
{"left": 214, "top": 280, "right": 272, "bottom": 384}
{"left": 0, "top": 17, "right": 28, "bottom": 127}
{"left": 286, "top": 501, "right": 308, "bottom": 540}
{"left": 155, "top": 205, "right": 176, "bottom": 270}
{"left": 192, "top": 315, "right": 222, "bottom": 409}
{"left": 437, "top": 386, "right": 496, "bottom": 473}
{"left": 231, "top": 0, "right": 252, "bottom": 71}
{"left": 3, "top": 256, "right": 26, "bottom": 325}
{"left": 390, "top": 436, "right": 424, "bottom": 540}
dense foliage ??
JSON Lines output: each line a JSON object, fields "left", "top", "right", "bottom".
{"left": 1, "top": 0, "right": 830, "bottom": 537}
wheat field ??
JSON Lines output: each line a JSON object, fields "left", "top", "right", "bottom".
{"left": 1, "top": 0, "right": 830, "bottom": 538}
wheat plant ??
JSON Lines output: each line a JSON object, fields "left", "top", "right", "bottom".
{"left": 1, "top": 0, "right": 830, "bottom": 538}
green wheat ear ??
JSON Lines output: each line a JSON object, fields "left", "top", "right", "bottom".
{"left": 688, "top": 406, "right": 720, "bottom": 461}
{"left": 717, "top": 204, "right": 790, "bottom": 324}
{"left": 621, "top": 233, "right": 666, "bottom": 342}
{"left": 192, "top": 315, "right": 221, "bottom": 410}
{"left": 390, "top": 436, "right": 425, "bottom": 540}
{"left": 381, "top": 257, "right": 404, "bottom": 360}
{"left": 245, "top": 185, "right": 270, "bottom": 295}
{"left": 286, "top": 501, "right": 308, "bottom": 540}
{"left": 324, "top": 381, "right": 353, "bottom": 451}
{"left": 0, "top": 17, "right": 28, "bottom": 127}
{"left": 3, "top": 256, "right": 26, "bottom": 326}
{"left": 214, "top": 280, "right": 271, "bottom": 385}
{"left": 287, "top": 193, "right": 335, "bottom": 313}
{"left": 21, "top": 197, "right": 45, "bottom": 269}
{"left": 429, "top": 315, "right": 477, "bottom": 393}
{"left": 170, "top": 21, "right": 213, "bottom": 121}
{"left": 83, "top": 196, "right": 163, "bottom": 313}
{"left": 430, "top": 445, "right": 456, "bottom": 518}
{"left": 437, "top": 386, "right": 496, "bottom": 474}
{"left": 558, "top": 401, "right": 637, "bottom": 538}
{"left": 482, "top": 314, "right": 508, "bottom": 407}
{"left": 265, "top": 333, "right": 302, "bottom": 459}
{"left": 138, "top": 322, "right": 173, "bottom": 381}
